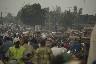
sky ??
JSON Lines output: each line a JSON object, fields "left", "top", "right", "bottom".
{"left": 0, "top": 0, "right": 96, "bottom": 16}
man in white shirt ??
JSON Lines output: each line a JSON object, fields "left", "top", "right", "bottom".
{"left": 51, "top": 43, "right": 67, "bottom": 56}
{"left": 51, "top": 43, "right": 67, "bottom": 64}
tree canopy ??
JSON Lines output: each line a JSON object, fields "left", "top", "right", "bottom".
{"left": 17, "top": 3, "right": 46, "bottom": 26}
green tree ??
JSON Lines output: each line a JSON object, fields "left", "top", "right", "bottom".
{"left": 60, "top": 10, "right": 74, "bottom": 28}
{"left": 4, "top": 13, "right": 14, "bottom": 23}
{"left": 17, "top": 3, "right": 46, "bottom": 26}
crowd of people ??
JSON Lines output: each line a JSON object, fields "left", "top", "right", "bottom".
{"left": 0, "top": 23, "right": 90, "bottom": 64}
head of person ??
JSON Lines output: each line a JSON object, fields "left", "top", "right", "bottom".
{"left": 40, "top": 39, "right": 46, "bottom": 47}
{"left": 23, "top": 39, "right": 28, "bottom": 45}
{"left": 20, "top": 36, "right": 27, "bottom": 45}
{"left": 14, "top": 41, "right": 20, "bottom": 48}
{"left": 52, "top": 43, "right": 57, "bottom": 47}
{"left": 45, "top": 38, "right": 53, "bottom": 47}
{"left": 13, "top": 38, "right": 20, "bottom": 48}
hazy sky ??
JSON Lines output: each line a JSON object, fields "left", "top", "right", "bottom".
{"left": 0, "top": 0, "right": 96, "bottom": 16}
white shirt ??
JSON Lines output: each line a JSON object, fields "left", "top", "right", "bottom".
{"left": 51, "top": 47, "right": 67, "bottom": 56}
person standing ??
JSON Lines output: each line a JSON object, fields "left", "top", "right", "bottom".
{"left": 35, "top": 39, "right": 53, "bottom": 64}
{"left": 7, "top": 38, "right": 26, "bottom": 64}
{"left": 51, "top": 43, "right": 67, "bottom": 64}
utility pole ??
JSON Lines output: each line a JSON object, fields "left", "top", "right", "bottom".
{"left": 54, "top": 12, "right": 57, "bottom": 32}
{"left": 48, "top": 13, "right": 50, "bottom": 32}
{"left": 0, "top": 12, "right": 3, "bottom": 25}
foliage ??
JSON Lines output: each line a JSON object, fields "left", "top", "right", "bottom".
{"left": 17, "top": 3, "right": 46, "bottom": 26}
